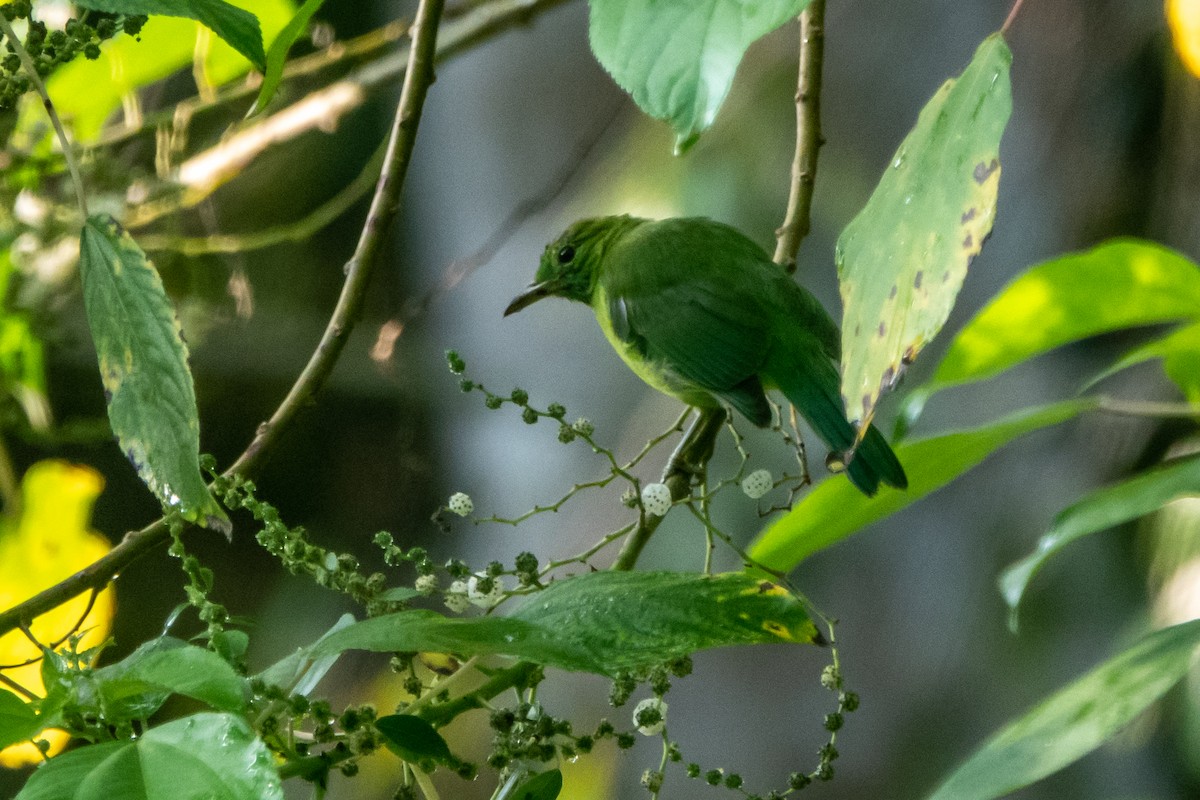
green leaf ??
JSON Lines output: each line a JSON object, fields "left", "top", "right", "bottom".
{"left": 748, "top": 400, "right": 1093, "bottom": 572}
{"left": 314, "top": 572, "right": 821, "bottom": 676}
{"left": 249, "top": 0, "right": 327, "bottom": 115}
{"left": 508, "top": 769, "right": 563, "bottom": 800}
{"left": 838, "top": 33, "right": 1012, "bottom": 428}
{"left": 43, "top": 0, "right": 296, "bottom": 141}
{"left": 16, "top": 713, "right": 282, "bottom": 800}
{"left": 1084, "top": 321, "right": 1200, "bottom": 402}
{"left": 904, "top": 239, "right": 1200, "bottom": 423}
{"left": 588, "top": 0, "right": 809, "bottom": 151}
{"left": 999, "top": 453, "right": 1200, "bottom": 630}
{"left": 78, "top": 216, "right": 229, "bottom": 534}
{"left": 375, "top": 714, "right": 454, "bottom": 765}
{"left": 0, "top": 688, "right": 40, "bottom": 751}
{"left": 926, "top": 619, "right": 1200, "bottom": 800}
{"left": 73, "top": 0, "right": 266, "bottom": 69}
{"left": 93, "top": 637, "right": 248, "bottom": 714}
{"left": 255, "top": 612, "right": 353, "bottom": 696}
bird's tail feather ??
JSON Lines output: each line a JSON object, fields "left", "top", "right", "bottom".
{"left": 768, "top": 349, "right": 907, "bottom": 496}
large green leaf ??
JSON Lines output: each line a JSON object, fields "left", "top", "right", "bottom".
{"left": 588, "top": 0, "right": 809, "bottom": 151}
{"left": 255, "top": 612, "right": 353, "bottom": 696}
{"left": 904, "top": 239, "right": 1200, "bottom": 423}
{"left": 1000, "top": 453, "right": 1200, "bottom": 629}
{"left": 249, "top": 0, "right": 328, "bottom": 115}
{"left": 43, "top": 0, "right": 296, "bottom": 141}
{"left": 16, "top": 713, "right": 282, "bottom": 800}
{"left": 838, "top": 33, "right": 1011, "bottom": 429}
{"left": 78, "top": 216, "right": 229, "bottom": 534}
{"left": 73, "top": 0, "right": 266, "bottom": 69}
{"left": 748, "top": 400, "right": 1092, "bottom": 572}
{"left": 91, "top": 637, "right": 248, "bottom": 714}
{"left": 314, "top": 572, "right": 821, "bottom": 676}
{"left": 1084, "top": 320, "right": 1200, "bottom": 403}
{"left": 926, "top": 619, "right": 1200, "bottom": 800}
{"left": 0, "top": 688, "right": 40, "bottom": 751}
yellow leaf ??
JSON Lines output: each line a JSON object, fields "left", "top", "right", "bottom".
{"left": 0, "top": 461, "right": 112, "bottom": 767}
{"left": 1168, "top": 0, "right": 1200, "bottom": 78}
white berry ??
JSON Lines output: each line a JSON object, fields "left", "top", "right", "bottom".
{"left": 444, "top": 580, "right": 470, "bottom": 612}
{"left": 448, "top": 492, "right": 474, "bottom": 517}
{"left": 640, "top": 483, "right": 672, "bottom": 516}
{"left": 414, "top": 574, "right": 438, "bottom": 594}
{"left": 741, "top": 469, "right": 773, "bottom": 500}
{"left": 467, "top": 574, "right": 506, "bottom": 608}
{"left": 633, "top": 697, "right": 668, "bottom": 736}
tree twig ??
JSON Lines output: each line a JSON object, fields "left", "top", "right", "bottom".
{"left": 611, "top": 408, "right": 727, "bottom": 572}
{"left": 772, "top": 0, "right": 826, "bottom": 271}
{"left": 0, "top": 14, "right": 89, "bottom": 218}
{"left": 0, "top": 0, "right": 448, "bottom": 641}
{"left": 1001, "top": 0, "right": 1026, "bottom": 35}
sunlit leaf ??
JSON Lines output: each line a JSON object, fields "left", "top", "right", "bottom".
{"left": 838, "top": 33, "right": 1011, "bottom": 430}
{"left": 588, "top": 0, "right": 809, "bottom": 151}
{"left": 0, "top": 461, "right": 112, "bottom": 767}
{"left": 925, "top": 619, "right": 1200, "bottom": 800}
{"left": 15, "top": 713, "right": 283, "bottom": 800}
{"left": 376, "top": 714, "right": 454, "bottom": 765}
{"left": 79, "top": 216, "right": 229, "bottom": 534}
{"left": 903, "top": 239, "right": 1200, "bottom": 424}
{"left": 73, "top": 0, "right": 267, "bottom": 69}
{"left": 1168, "top": 0, "right": 1200, "bottom": 78}
{"left": 0, "top": 313, "right": 50, "bottom": 429}
{"left": 40, "top": 0, "right": 296, "bottom": 140}
{"left": 1084, "top": 320, "right": 1200, "bottom": 402}
{"left": 249, "top": 0, "right": 327, "bottom": 115}
{"left": 748, "top": 400, "right": 1092, "bottom": 573}
{"left": 1000, "top": 453, "right": 1200, "bottom": 630}
{"left": 314, "top": 572, "right": 821, "bottom": 676}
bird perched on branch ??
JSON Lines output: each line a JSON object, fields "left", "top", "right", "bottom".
{"left": 504, "top": 215, "right": 907, "bottom": 496}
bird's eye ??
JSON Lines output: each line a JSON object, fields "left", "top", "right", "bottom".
{"left": 557, "top": 245, "right": 576, "bottom": 264}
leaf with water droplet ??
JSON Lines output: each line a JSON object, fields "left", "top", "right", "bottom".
{"left": 837, "top": 33, "right": 1012, "bottom": 429}
{"left": 79, "top": 216, "right": 229, "bottom": 535}
{"left": 14, "top": 712, "right": 281, "bottom": 800}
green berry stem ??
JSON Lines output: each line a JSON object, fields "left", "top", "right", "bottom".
{"left": 0, "top": 12, "right": 88, "bottom": 217}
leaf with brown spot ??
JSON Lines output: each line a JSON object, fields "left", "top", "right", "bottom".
{"left": 79, "top": 216, "right": 230, "bottom": 535}
{"left": 836, "top": 33, "right": 1012, "bottom": 428}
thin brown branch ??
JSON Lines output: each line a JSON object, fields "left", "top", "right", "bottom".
{"left": 773, "top": 0, "right": 826, "bottom": 271}
{"left": 611, "top": 408, "right": 727, "bottom": 572}
{"left": 1001, "top": 0, "right": 1026, "bottom": 35}
{"left": 0, "top": 0, "right": 449, "bottom": 641}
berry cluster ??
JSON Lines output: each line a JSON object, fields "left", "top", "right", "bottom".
{"left": 0, "top": 3, "right": 147, "bottom": 108}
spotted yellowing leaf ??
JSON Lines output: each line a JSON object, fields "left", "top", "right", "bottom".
{"left": 79, "top": 216, "right": 229, "bottom": 534}
{"left": 837, "top": 33, "right": 1012, "bottom": 429}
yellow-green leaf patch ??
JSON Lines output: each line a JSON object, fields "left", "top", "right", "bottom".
{"left": 838, "top": 33, "right": 1012, "bottom": 429}
{"left": 314, "top": 571, "right": 821, "bottom": 677}
{"left": 903, "top": 239, "right": 1200, "bottom": 423}
{"left": 79, "top": 216, "right": 229, "bottom": 534}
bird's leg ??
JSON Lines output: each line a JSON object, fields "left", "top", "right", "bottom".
{"left": 663, "top": 407, "right": 726, "bottom": 486}
{"left": 788, "top": 404, "right": 812, "bottom": 487}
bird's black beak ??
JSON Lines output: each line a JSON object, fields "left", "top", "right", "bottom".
{"left": 504, "top": 280, "right": 558, "bottom": 316}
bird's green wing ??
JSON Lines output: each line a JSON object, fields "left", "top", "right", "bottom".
{"left": 601, "top": 220, "right": 778, "bottom": 425}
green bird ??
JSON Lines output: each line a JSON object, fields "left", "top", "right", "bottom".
{"left": 504, "top": 216, "right": 907, "bottom": 496}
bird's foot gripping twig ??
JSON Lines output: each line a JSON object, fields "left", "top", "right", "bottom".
{"left": 663, "top": 408, "right": 727, "bottom": 488}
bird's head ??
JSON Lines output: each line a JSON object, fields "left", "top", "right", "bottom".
{"left": 504, "top": 216, "right": 641, "bottom": 316}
